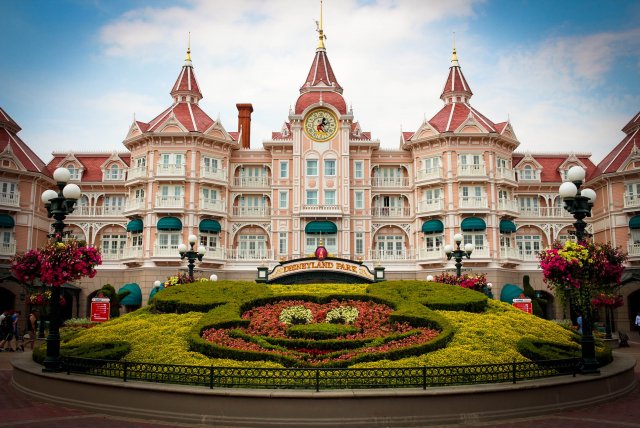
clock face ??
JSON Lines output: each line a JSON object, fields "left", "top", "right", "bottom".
{"left": 304, "top": 109, "right": 338, "bottom": 142}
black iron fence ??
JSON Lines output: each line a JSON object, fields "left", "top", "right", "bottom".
{"left": 62, "top": 357, "right": 580, "bottom": 391}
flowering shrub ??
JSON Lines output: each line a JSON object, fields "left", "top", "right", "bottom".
{"left": 325, "top": 306, "right": 359, "bottom": 324}
{"left": 11, "top": 239, "right": 102, "bottom": 287}
{"left": 163, "top": 273, "right": 208, "bottom": 287}
{"left": 432, "top": 273, "right": 488, "bottom": 291}
{"left": 28, "top": 290, "right": 66, "bottom": 307}
{"left": 591, "top": 293, "right": 624, "bottom": 309}
{"left": 278, "top": 305, "right": 313, "bottom": 325}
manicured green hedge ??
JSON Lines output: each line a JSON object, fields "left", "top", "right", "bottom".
{"left": 33, "top": 341, "right": 131, "bottom": 365}
{"left": 287, "top": 323, "right": 359, "bottom": 339}
{"left": 154, "top": 281, "right": 271, "bottom": 313}
{"left": 516, "top": 336, "right": 613, "bottom": 366}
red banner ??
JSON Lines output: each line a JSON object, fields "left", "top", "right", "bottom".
{"left": 512, "top": 297, "right": 533, "bottom": 314}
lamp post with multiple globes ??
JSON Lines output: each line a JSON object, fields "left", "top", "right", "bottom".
{"left": 178, "top": 235, "right": 206, "bottom": 282}
{"left": 444, "top": 233, "right": 474, "bottom": 278}
{"left": 41, "top": 167, "right": 81, "bottom": 372}
{"left": 558, "top": 165, "right": 599, "bottom": 374}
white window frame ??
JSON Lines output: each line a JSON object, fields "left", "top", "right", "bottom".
{"left": 279, "top": 161, "right": 288, "bottom": 179}
{"left": 354, "top": 191, "right": 364, "bottom": 209}
{"left": 306, "top": 190, "right": 318, "bottom": 205}
{"left": 279, "top": 190, "right": 288, "bottom": 209}
{"left": 278, "top": 232, "right": 287, "bottom": 255}
{"left": 355, "top": 232, "right": 364, "bottom": 255}
{"left": 306, "top": 159, "right": 318, "bottom": 176}
{"left": 354, "top": 161, "right": 364, "bottom": 179}
{"left": 324, "top": 159, "right": 336, "bottom": 176}
{"left": 324, "top": 190, "right": 336, "bottom": 205}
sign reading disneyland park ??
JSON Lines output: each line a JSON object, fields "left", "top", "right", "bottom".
{"left": 257, "top": 243, "right": 384, "bottom": 284}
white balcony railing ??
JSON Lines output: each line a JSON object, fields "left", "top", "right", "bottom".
{"left": 519, "top": 207, "right": 570, "bottom": 217}
{"left": 459, "top": 196, "right": 488, "bottom": 209}
{"left": 495, "top": 167, "right": 515, "bottom": 181}
{"left": 369, "top": 249, "right": 415, "bottom": 261}
{"left": 624, "top": 194, "right": 640, "bottom": 209}
{"left": 104, "top": 172, "right": 125, "bottom": 181}
{"left": 458, "top": 164, "right": 486, "bottom": 176}
{"left": 498, "top": 199, "right": 519, "bottom": 212}
{"left": 417, "top": 247, "right": 443, "bottom": 260}
{"left": 200, "top": 199, "right": 226, "bottom": 212}
{"left": 416, "top": 168, "right": 443, "bottom": 181}
{"left": 301, "top": 204, "right": 341, "bottom": 213}
{"left": 0, "top": 241, "right": 16, "bottom": 256}
{"left": 232, "top": 206, "right": 270, "bottom": 217}
{"left": 156, "top": 195, "right": 185, "bottom": 208}
{"left": 371, "top": 177, "right": 410, "bottom": 187}
{"left": 122, "top": 247, "right": 144, "bottom": 258}
{"left": 100, "top": 249, "right": 125, "bottom": 260}
{"left": 519, "top": 249, "right": 540, "bottom": 261}
{"left": 200, "top": 166, "right": 227, "bottom": 181}
{"left": 499, "top": 246, "right": 522, "bottom": 260}
{"left": 154, "top": 244, "right": 180, "bottom": 257}
{"left": 156, "top": 164, "right": 185, "bottom": 176}
{"left": 371, "top": 207, "right": 411, "bottom": 217}
{"left": 470, "top": 246, "right": 490, "bottom": 258}
{"left": 125, "top": 198, "right": 146, "bottom": 211}
{"left": 417, "top": 199, "right": 444, "bottom": 214}
{"left": 127, "top": 166, "right": 147, "bottom": 180}
{"left": 0, "top": 192, "right": 20, "bottom": 207}
{"left": 628, "top": 243, "right": 640, "bottom": 257}
{"left": 71, "top": 206, "right": 125, "bottom": 216}
{"left": 226, "top": 249, "right": 273, "bottom": 261}
{"left": 233, "top": 176, "right": 271, "bottom": 187}
{"left": 204, "top": 247, "right": 226, "bottom": 260}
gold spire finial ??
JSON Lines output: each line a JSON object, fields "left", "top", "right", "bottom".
{"left": 185, "top": 32, "right": 192, "bottom": 62}
{"left": 316, "top": 0, "right": 326, "bottom": 49}
{"left": 451, "top": 32, "right": 459, "bottom": 66}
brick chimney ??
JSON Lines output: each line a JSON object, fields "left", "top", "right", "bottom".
{"left": 236, "top": 103, "right": 253, "bottom": 149}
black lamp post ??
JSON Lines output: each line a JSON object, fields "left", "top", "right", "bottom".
{"left": 41, "top": 167, "right": 81, "bottom": 372}
{"left": 178, "top": 234, "right": 206, "bottom": 282}
{"left": 444, "top": 233, "right": 474, "bottom": 277}
{"left": 559, "top": 165, "right": 599, "bottom": 374}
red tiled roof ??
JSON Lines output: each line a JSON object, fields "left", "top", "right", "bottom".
{"left": 228, "top": 132, "right": 239, "bottom": 141}
{"left": 596, "top": 112, "right": 640, "bottom": 174}
{"left": 300, "top": 49, "right": 342, "bottom": 93}
{"left": 622, "top": 111, "right": 640, "bottom": 135}
{"left": 0, "top": 128, "right": 50, "bottom": 175}
{"left": 402, "top": 131, "right": 415, "bottom": 141}
{"left": 0, "top": 107, "right": 21, "bottom": 133}
{"left": 46, "top": 153, "right": 130, "bottom": 182}
{"left": 171, "top": 63, "right": 202, "bottom": 100}
{"left": 271, "top": 132, "right": 292, "bottom": 140}
{"left": 494, "top": 122, "right": 508, "bottom": 133}
{"left": 294, "top": 91, "right": 347, "bottom": 115}
{"left": 440, "top": 65, "right": 473, "bottom": 100}
{"left": 428, "top": 103, "right": 497, "bottom": 133}
{"left": 144, "top": 102, "right": 215, "bottom": 133}
{"left": 513, "top": 154, "right": 597, "bottom": 182}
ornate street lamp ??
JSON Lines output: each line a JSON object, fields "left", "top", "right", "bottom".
{"left": 41, "top": 167, "right": 81, "bottom": 372}
{"left": 178, "top": 234, "right": 206, "bottom": 282}
{"left": 484, "top": 282, "right": 494, "bottom": 298}
{"left": 558, "top": 165, "right": 599, "bottom": 374}
{"left": 444, "top": 233, "right": 474, "bottom": 277}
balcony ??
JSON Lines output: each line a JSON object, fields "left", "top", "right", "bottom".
{"left": 0, "top": 192, "right": 20, "bottom": 208}
{"left": 122, "top": 247, "right": 144, "bottom": 259}
{"left": 204, "top": 247, "right": 226, "bottom": 260}
{"left": 416, "top": 168, "right": 443, "bottom": 182}
{"left": 417, "top": 248, "right": 443, "bottom": 261}
{"left": 369, "top": 249, "right": 415, "bottom": 261}
{"left": 233, "top": 176, "right": 271, "bottom": 188}
{"left": 231, "top": 206, "right": 271, "bottom": 217}
{"left": 155, "top": 195, "right": 185, "bottom": 209}
{"left": 199, "top": 198, "right": 226, "bottom": 213}
{"left": 127, "top": 166, "right": 147, "bottom": 180}
{"left": 458, "top": 164, "right": 486, "bottom": 177}
{"left": 495, "top": 167, "right": 516, "bottom": 181}
{"left": 300, "top": 204, "right": 341, "bottom": 216}
{"left": 101, "top": 249, "right": 124, "bottom": 260}
{"left": 497, "top": 198, "right": 519, "bottom": 213}
{"left": 154, "top": 244, "right": 180, "bottom": 257}
{"left": 226, "top": 249, "right": 273, "bottom": 261}
{"left": 519, "top": 207, "right": 571, "bottom": 218}
{"left": 371, "top": 207, "right": 411, "bottom": 218}
{"left": 499, "top": 246, "right": 522, "bottom": 260}
{"left": 417, "top": 199, "right": 444, "bottom": 214}
{"left": 624, "top": 194, "right": 640, "bottom": 210}
{"left": 156, "top": 164, "right": 185, "bottom": 177}
{"left": 200, "top": 166, "right": 227, "bottom": 182}
{"left": 371, "top": 177, "right": 410, "bottom": 188}
{"left": 470, "top": 246, "right": 490, "bottom": 258}
{"left": 459, "top": 196, "right": 488, "bottom": 209}
{"left": 70, "top": 206, "right": 125, "bottom": 217}
{"left": 519, "top": 249, "right": 540, "bottom": 261}
{"left": 124, "top": 198, "right": 146, "bottom": 212}
{"left": 0, "top": 241, "right": 16, "bottom": 256}
{"left": 628, "top": 243, "right": 640, "bottom": 257}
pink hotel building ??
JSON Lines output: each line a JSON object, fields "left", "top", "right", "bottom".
{"left": 1, "top": 30, "right": 639, "bottom": 330}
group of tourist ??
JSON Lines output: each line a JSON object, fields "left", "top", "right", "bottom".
{"left": 0, "top": 310, "right": 37, "bottom": 352}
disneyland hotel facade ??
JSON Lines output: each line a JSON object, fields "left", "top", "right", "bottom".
{"left": 1, "top": 34, "right": 640, "bottom": 323}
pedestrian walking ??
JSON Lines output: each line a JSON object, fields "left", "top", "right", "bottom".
{"left": 0, "top": 310, "right": 15, "bottom": 351}
{"left": 23, "top": 310, "right": 37, "bottom": 350}
{"left": 635, "top": 311, "right": 640, "bottom": 336}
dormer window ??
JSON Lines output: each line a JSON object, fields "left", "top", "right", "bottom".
{"left": 66, "top": 164, "right": 81, "bottom": 180}
{"left": 106, "top": 164, "right": 123, "bottom": 181}
{"left": 520, "top": 165, "right": 537, "bottom": 181}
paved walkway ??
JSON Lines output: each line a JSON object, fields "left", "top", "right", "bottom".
{"left": 1, "top": 340, "right": 639, "bottom": 428}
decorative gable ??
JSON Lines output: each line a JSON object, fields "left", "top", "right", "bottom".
{"left": 620, "top": 144, "right": 640, "bottom": 173}
{"left": 455, "top": 113, "right": 488, "bottom": 134}
{"left": 158, "top": 113, "right": 188, "bottom": 133}
{"left": 558, "top": 153, "right": 587, "bottom": 180}
{"left": 0, "top": 145, "right": 26, "bottom": 171}
{"left": 500, "top": 122, "right": 517, "bottom": 140}
{"left": 412, "top": 120, "right": 439, "bottom": 140}
{"left": 56, "top": 153, "right": 85, "bottom": 180}
{"left": 125, "top": 121, "right": 143, "bottom": 139}
{"left": 203, "top": 121, "right": 234, "bottom": 141}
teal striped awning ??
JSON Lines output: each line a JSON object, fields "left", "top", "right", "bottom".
{"left": 126, "top": 219, "right": 143, "bottom": 233}
{"left": 157, "top": 217, "right": 182, "bottom": 231}
{"left": 119, "top": 283, "right": 142, "bottom": 306}
{"left": 630, "top": 215, "right": 640, "bottom": 230}
{"left": 199, "top": 219, "right": 221, "bottom": 233}
{"left": 422, "top": 219, "right": 444, "bottom": 234}
{"left": 305, "top": 221, "right": 337, "bottom": 234}
{"left": 500, "top": 284, "right": 524, "bottom": 303}
{"left": 499, "top": 219, "right": 517, "bottom": 234}
{"left": 0, "top": 214, "right": 14, "bottom": 228}
{"left": 461, "top": 217, "right": 486, "bottom": 232}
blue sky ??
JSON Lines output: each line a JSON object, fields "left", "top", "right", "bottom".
{"left": 1, "top": 0, "right": 639, "bottom": 164}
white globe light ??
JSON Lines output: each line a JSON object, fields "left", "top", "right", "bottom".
{"left": 426, "top": 275, "right": 434, "bottom": 281}
{"left": 188, "top": 234, "right": 198, "bottom": 244}
{"left": 444, "top": 244, "right": 454, "bottom": 254}
{"left": 178, "top": 243, "right": 188, "bottom": 253}
{"left": 487, "top": 282, "right": 493, "bottom": 289}
{"left": 567, "top": 165, "right": 586, "bottom": 182}
{"left": 62, "top": 183, "right": 81, "bottom": 199}
{"left": 210, "top": 274, "right": 218, "bottom": 281}
{"left": 581, "top": 188, "right": 597, "bottom": 203}
{"left": 153, "top": 280, "right": 162, "bottom": 288}
{"left": 454, "top": 233, "right": 463, "bottom": 243}
{"left": 53, "top": 167, "right": 71, "bottom": 183}
{"left": 464, "top": 243, "right": 474, "bottom": 253}
{"left": 41, "top": 189, "right": 58, "bottom": 203}
{"left": 197, "top": 245, "right": 206, "bottom": 255}
{"left": 559, "top": 181, "right": 578, "bottom": 198}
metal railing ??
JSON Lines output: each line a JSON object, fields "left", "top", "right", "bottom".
{"left": 233, "top": 176, "right": 271, "bottom": 187}
{"left": 231, "top": 206, "right": 270, "bottom": 217}
{"left": 70, "top": 206, "right": 125, "bottom": 216}
{"left": 61, "top": 357, "right": 580, "bottom": 391}
{"left": 371, "top": 207, "right": 411, "bottom": 217}
{"left": 369, "top": 249, "right": 415, "bottom": 260}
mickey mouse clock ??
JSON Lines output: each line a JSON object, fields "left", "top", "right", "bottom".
{"left": 304, "top": 108, "right": 338, "bottom": 142}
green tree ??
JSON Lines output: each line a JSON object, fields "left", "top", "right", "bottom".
{"left": 98, "top": 284, "right": 130, "bottom": 319}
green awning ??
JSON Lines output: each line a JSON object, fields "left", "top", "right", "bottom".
{"left": 119, "top": 283, "right": 142, "bottom": 306}
{"left": 149, "top": 286, "right": 163, "bottom": 302}
{"left": 0, "top": 214, "right": 14, "bottom": 228}
{"left": 422, "top": 219, "right": 444, "bottom": 234}
{"left": 500, "top": 284, "right": 524, "bottom": 303}
{"left": 499, "top": 219, "right": 517, "bottom": 234}
{"left": 461, "top": 217, "right": 486, "bottom": 231}
{"left": 157, "top": 217, "right": 182, "bottom": 231}
{"left": 630, "top": 215, "right": 640, "bottom": 229}
{"left": 199, "top": 219, "right": 221, "bottom": 233}
{"left": 305, "top": 221, "right": 337, "bottom": 234}
{"left": 126, "top": 219, "right": 143, "bottom": 233}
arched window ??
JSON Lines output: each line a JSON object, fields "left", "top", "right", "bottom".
{"left": 66, "top": 164, "right": 80, "bottom": 180}
{"left": 107, "top": 164, "right": 121, "bottom": 180}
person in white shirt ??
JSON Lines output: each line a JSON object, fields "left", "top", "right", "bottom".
{"left": 635, "top": 312, "right": 640, "bottom": 336}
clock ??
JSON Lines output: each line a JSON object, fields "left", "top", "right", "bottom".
{"left": 304, "top": 109, "right": 338, "bottom": 142}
